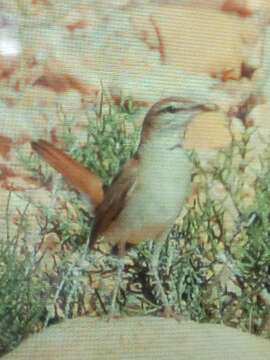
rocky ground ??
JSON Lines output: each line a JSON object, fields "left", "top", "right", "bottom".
{"left": 0, "top": 0, "right": 268, "bottom": 212}
{"left": 3, "top": 317, "right": 270, "bottom": 360}
{"left": 0, "top": 0, "right": 270, "bottom": 221}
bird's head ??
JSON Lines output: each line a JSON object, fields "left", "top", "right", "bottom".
{"left": 140, "top": 97, "right": 217, "bottom": 147}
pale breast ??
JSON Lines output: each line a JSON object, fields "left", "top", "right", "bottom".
{"left": 113, "top": 143, "right": 192, "bottom": 238}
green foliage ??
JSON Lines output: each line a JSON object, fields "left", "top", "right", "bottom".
{"left": 0, "top": 194, "right": 48, "bottom": 355}
{"left": 63, "top": 96, "right": 141, "bottom": 186}
{"left": 118, "top": 132, "right": 270, "bottom": 335}
{"left": 83, "top": 132, "right": 269, "bottom": 338}
{"left": 0, "top": 96, "right": 142, "bottom": 354}
{"left": 3, "top": 97, "right": 270, "bottom": 356}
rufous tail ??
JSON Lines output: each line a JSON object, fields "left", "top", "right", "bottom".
{"left": 31, "top": 139, "right": 104, "bottom": 208}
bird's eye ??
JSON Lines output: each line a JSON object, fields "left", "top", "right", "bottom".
{"left": 165, "top": 106, "right": 178, "bottom": 113}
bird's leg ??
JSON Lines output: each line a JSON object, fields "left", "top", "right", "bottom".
{"left": 108, "top": 240, "right": 126, "bottom": 319}
{"left": 150, "top": 232, "right": 172, "bottom": 317}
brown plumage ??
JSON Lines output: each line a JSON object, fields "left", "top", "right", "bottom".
{"left": 32, "top": 97, "right": 215, "bottom": 252}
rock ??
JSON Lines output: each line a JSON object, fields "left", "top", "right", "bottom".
{"left": 183, "top": 110, "right": 231, "bottom": 150}
{"left": 257, "top": 27, "right": 270, "bottom": 98}
{"left": 222, "top": 0, "right": 270, "bottom": 19}
{"left": 247, "top": 103, "right": 270, "bottom": 145}
{"left": 222, "top": 0, "right": 253, "bottom": 16}
{"left": 62, "top": 4, "right": 98, "bottom": 32}
{"left": 244, "top": 103, "right": 270, "bottom": 173}
{"left": 0, "top": 135, "right": 13, "bottom": 159}
{"left": 131, "top": 6, "right": 257, "bottom": 79}
{"left": 3, "top": 317, "right": 270, "bottom": 360}
{"left": 0, "top": 12, "right": 21, "bottom": 79}
{"left": 112, "top": 64, "right": 220, "bottom": 104}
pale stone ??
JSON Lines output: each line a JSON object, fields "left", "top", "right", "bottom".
{"left": 257, "top": 27, "right": 270, "bottom": 98}
{"left": 178, "top": 0, "right": 224, "bottom": 10}
{"left": 246, "top": 103, "right": 270, "bottom": 152}
{"left": 0, "top": 12, "right": 21, "bottom": 78}
{"left": 183, "top": 111, "right": 231, "bottom": 150}
{"left": 0, "top": 102, "right": 53, "bottom": 141}
{"left": 113, "top": 64, "right": 220, "bottom": 105}
{"left": 242, "top": 103, "right": 270, "bottom": 177}
{"left": 3, "top": 317, "right": 270, "bottom": 360}
{"left": 230, "top": 116, "right": 246, "bottom": 140}
{"left": 241, "top": 19, "right": 263, "bottom": 71}
{"left": 62, "top": 4, "right": 98, "bottom": 32}
{"left": 131, "top": 6, "right": 256, "bottom": 79}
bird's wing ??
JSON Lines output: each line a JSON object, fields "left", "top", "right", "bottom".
{"left": 31, "top": 140, "right": 104, "bottom": 208}
{"left": 31, "top": 139, "right": 139, "bottom": 248}
{"left": 91, "top": 158, "right": 139, "bottom": 246}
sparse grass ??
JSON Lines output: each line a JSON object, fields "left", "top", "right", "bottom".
{"left": 0, "top": 193, "right": 48, "bottom": 355}
{"left": 0, "top": 96, "right": 142, "bottom": 355}
{"left": 62, "top": 96, "right": 141, "bottom": 186}
{"left": 1, "top": 96, "right": 270, "bottom": 355}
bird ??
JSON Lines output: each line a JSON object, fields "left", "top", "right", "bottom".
{"left": 31, "top": 97, "right": 216, "bottom": 255}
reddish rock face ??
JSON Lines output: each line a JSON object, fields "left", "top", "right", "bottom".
{"left": 0, "top": 135, "right": 12, "bottom": 159}
{"left": 222, "top": 0, "right": 252, "bottom": 17}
